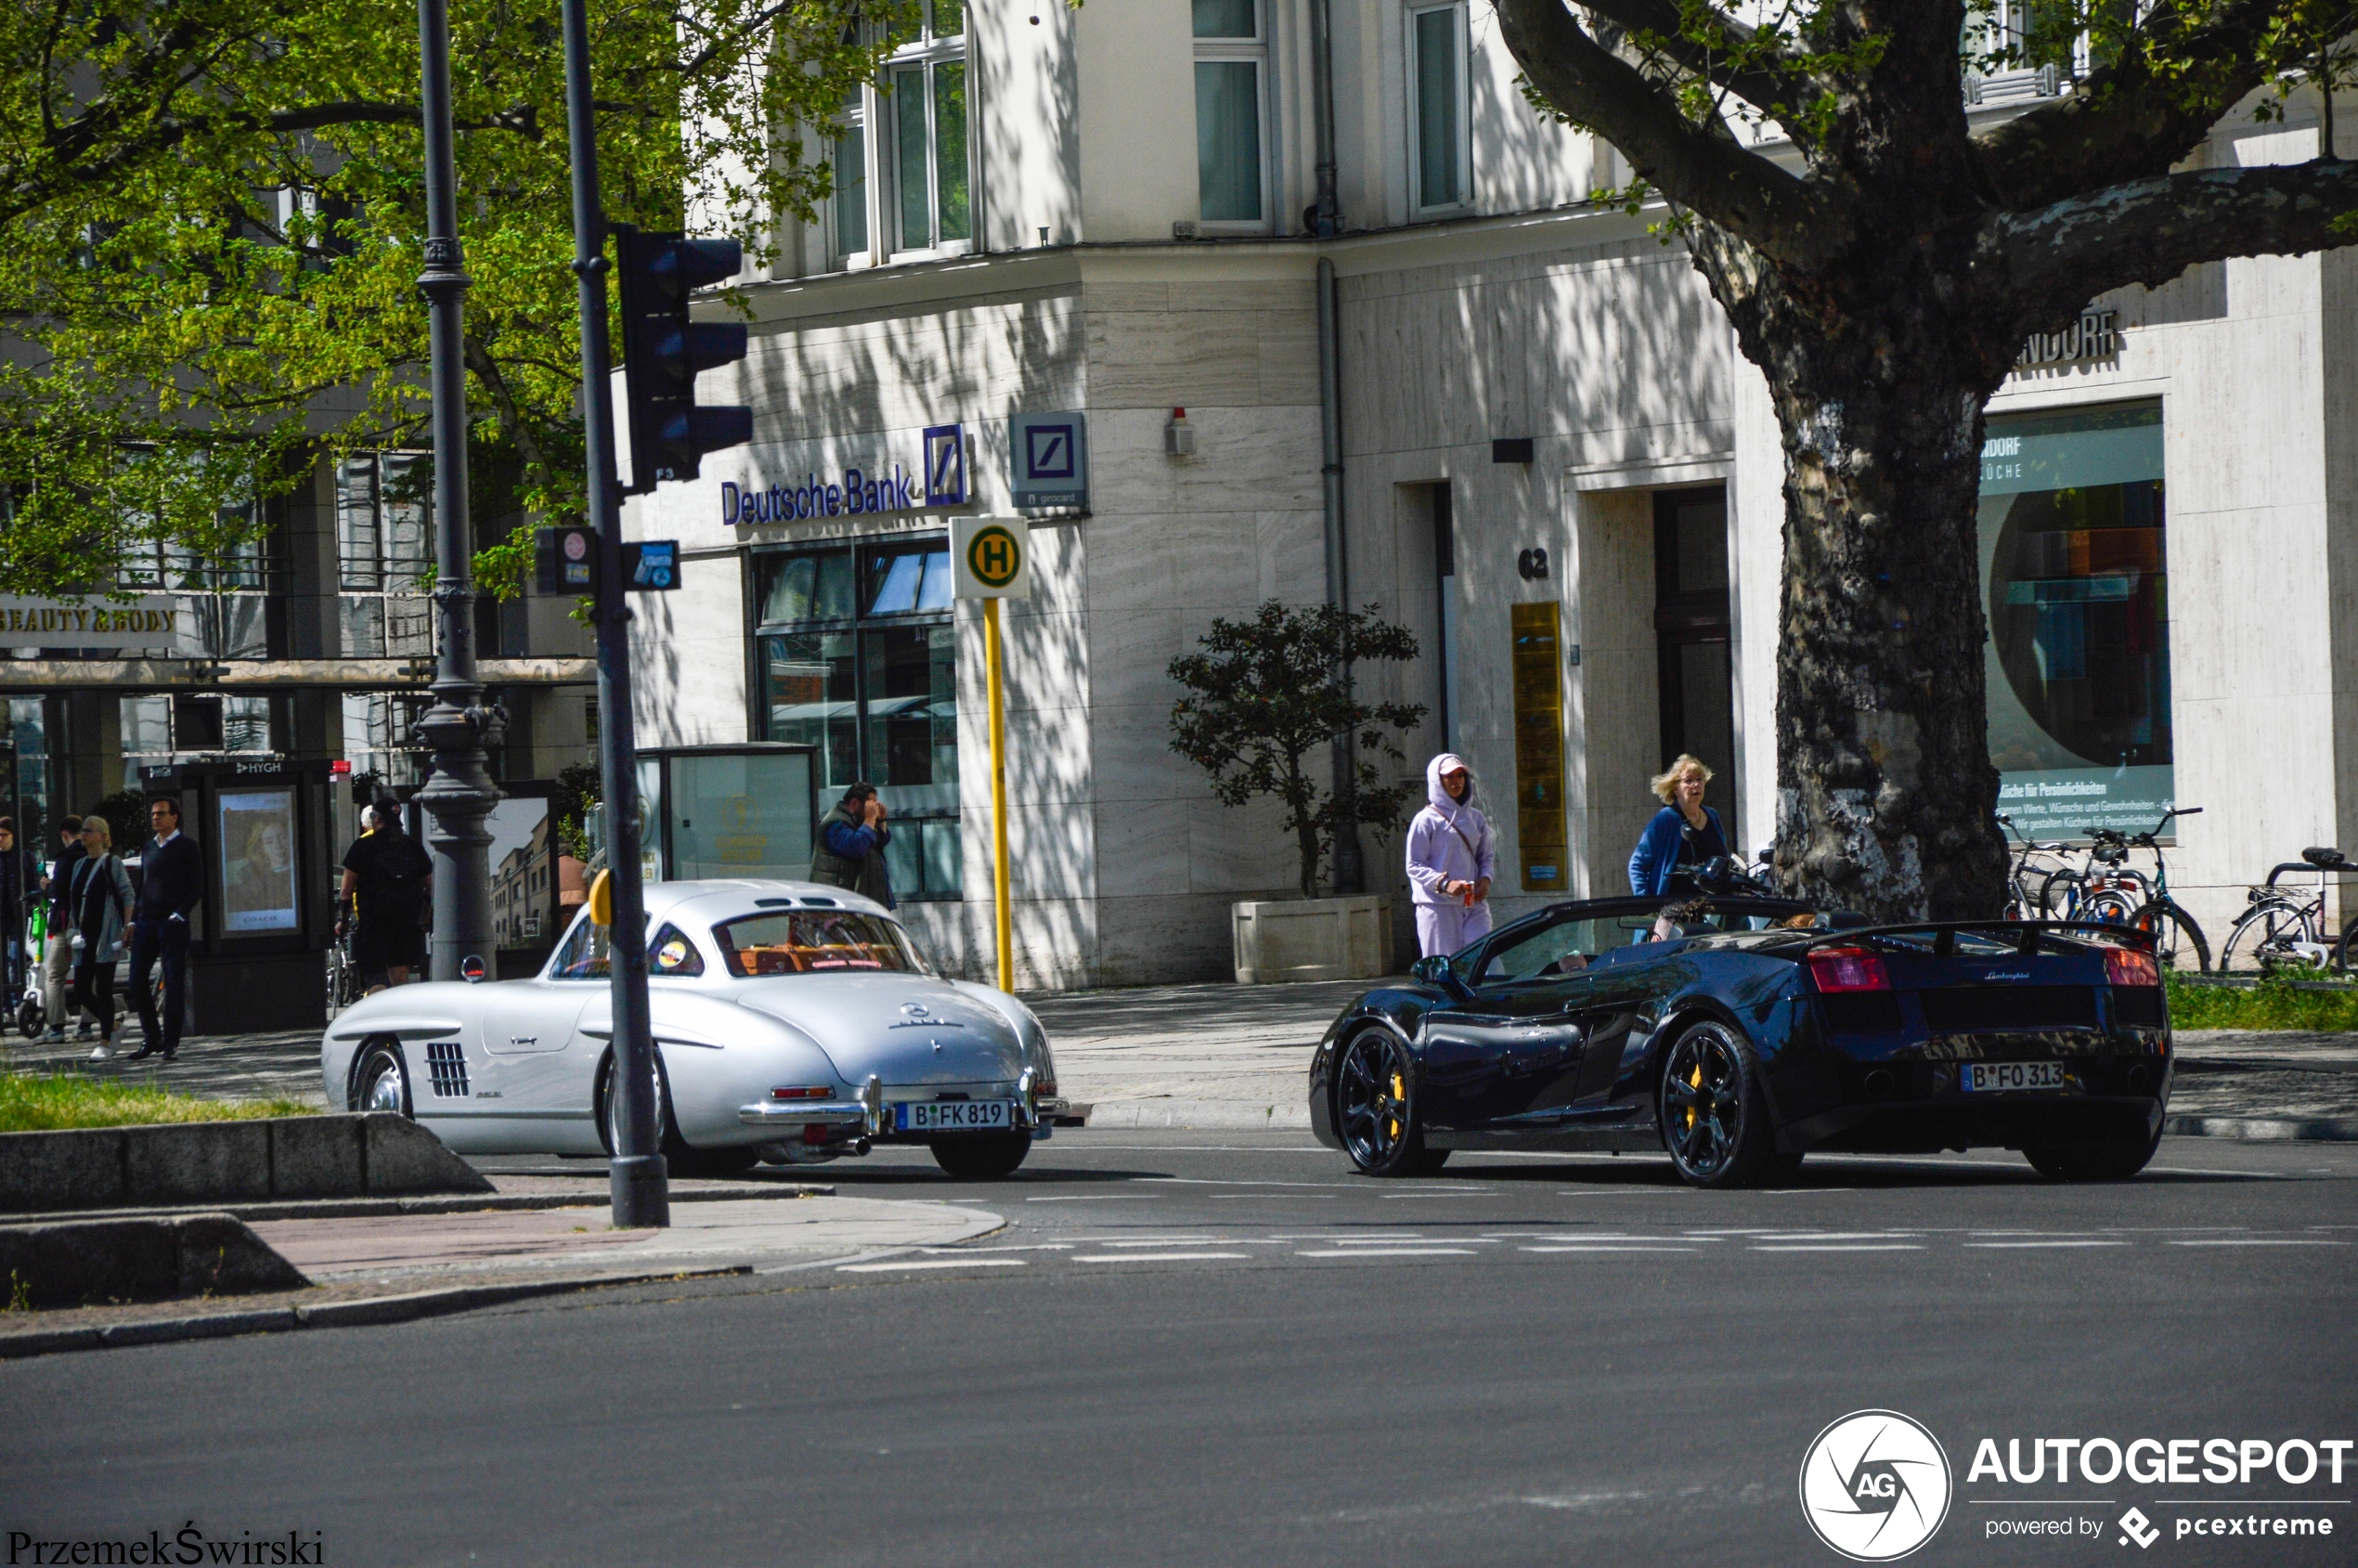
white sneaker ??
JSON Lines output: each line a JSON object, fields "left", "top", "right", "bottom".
{"left": 43, "top": 1027, "right": 64, "bottom": 1043}
{"left": 88, "top": 1043, "right": 111, "bottom": 1061}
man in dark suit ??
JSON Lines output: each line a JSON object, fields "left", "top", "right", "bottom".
{"left": 125, "top": 795, "right": 201, "bottom": 1062}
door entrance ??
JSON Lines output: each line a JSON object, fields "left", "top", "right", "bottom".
{"left": 1652, "top": 487, "right": 1735, "bottom": 828}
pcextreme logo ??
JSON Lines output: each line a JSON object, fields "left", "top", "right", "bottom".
{"left": 1799, "top": 1409, "right": 1955, "bottom": 1562}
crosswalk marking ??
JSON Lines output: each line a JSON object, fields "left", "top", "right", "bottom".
{"left": 1075, "top": 1251, "right": 1251, "bottom": 1263}
{"left": 1296, "top": 1247, "right": 1476, "bottom": 1258}
{"left": 838, "top": 1257, "right": 1029, "bottom": 1273}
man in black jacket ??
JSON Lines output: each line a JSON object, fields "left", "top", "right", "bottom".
{"left": 125, "top": 796, "right": 201, "bottom": 1062}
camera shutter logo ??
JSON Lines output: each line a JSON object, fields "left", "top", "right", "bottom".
{"left": 966, "top": 525, "right": 1022, "bottom": 590}
{"left": 1798, "top": 1410, "right": 1952, "bottom": 1562}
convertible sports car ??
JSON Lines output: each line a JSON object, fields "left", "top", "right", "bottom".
{"left": 321, "top": 879, "right": 1063, "bottom": 1179}
{"left": 1308, "top": 890, "right": 2171, "bottom": 1187}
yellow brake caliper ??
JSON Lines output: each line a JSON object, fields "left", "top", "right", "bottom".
{"left": 1387, "top": 1070, "right": 1405, "bottom": 1139}
{"left": 1685, "top": 1063, "right": 1702, "bottom": 1131}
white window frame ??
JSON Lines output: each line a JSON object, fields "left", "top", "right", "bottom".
{"left": 829, "top": 84, "right": 874, "bottom": 271}
{"left": 1406, "top": 1, "right": 1472, "bottom": 216}
{"left": 880, "top": 1, "right": 974, "bottom": 263}
{"left": 1193, "top": 0, "right": 1274, "bottom": 232}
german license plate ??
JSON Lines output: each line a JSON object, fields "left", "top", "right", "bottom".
{"left": 895, "top": 1099, "right": 1014, "bottom": 1132}
{"left": 1963, "top": 1061, "right": 2068, "bottom": 1093}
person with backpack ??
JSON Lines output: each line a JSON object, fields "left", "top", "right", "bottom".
{"left": 339, "top": 797, "right": 434, "bottom": 991}
{"left": 1406, "top": 754, "right": 1496, "bottom": 958}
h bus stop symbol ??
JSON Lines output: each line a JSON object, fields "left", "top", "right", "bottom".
{"left": 952, "top": 516, "right": 1031, "bottom": 600}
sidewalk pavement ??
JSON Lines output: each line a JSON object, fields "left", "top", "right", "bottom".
{"left": 6, "top": 979, "right": 2353, "bottom": 1135}
{"left": 1, "top": 1173, "right": 1003, "bottom": 1357}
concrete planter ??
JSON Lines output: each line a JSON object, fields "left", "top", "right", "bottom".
{"left": 1231, "top": 895, "right": 1391, "bottom": 985}
{"left": 0, "top": 1113, "right": 492, "bottom": 1214}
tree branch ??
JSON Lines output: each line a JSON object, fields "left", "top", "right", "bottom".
{"left": 1972, "top": 1, "right": 2350, "bottom": 212}
{"left": 1494, "top": 0, "right": 1833, "bottom": 261}
{"left": 1991, "top": 159, "right": 2358, "bottom": 319}
{"left": 1577, "top": 0, "right": 1826, "bottom": 133}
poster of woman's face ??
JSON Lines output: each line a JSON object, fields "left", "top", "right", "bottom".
{"left": 219, "top": 788, "right": 300, "bottom": 932}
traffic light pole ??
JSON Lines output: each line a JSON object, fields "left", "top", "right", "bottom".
{"left": 561, "top": 0, "right": 667, "bottom": 1228}
{"left": 412, "top": 0, "right": 502, "bottom": 984}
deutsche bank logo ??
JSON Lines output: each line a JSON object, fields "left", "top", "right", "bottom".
{"left": 1024, "top": 423, "right": 1076, "bottom": 479}
{"left": 923, "top": 422, "right": 966, "bottom": 506}
{"left": 1799, "top": 1410, "right": 1952, "bottom": 1562}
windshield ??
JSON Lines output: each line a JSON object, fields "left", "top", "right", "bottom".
{"left": 711, "top": 909, "right": 927, "bottom": 977}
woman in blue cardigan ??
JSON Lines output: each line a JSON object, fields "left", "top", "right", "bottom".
{"left": 1627, "top": 754, "right": 1728, "bottom": 900}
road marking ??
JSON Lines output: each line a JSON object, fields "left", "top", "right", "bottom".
{"left": 1963, "top": 1240, "right": 2130, "bottom": 1249}
{"left": 1074, "top": 1251, "right": 1250, "bottom": 1263}
{"left": 837, "top": 1258, "right": 1029, "bottom": 1273}
{"left": 1025, "top": 1195, "right": 1130, "bottom": 1202}
{"left": 1743, "top": 1232, "right": 1920, "bottom": 1241}
{"left": 919, "top": 1243, "right": 1071, "bottom": 1252}
{"left": 2167, "top": 1238, "right": 2348, "bottom": 1247}
{"left": 1088, "top": 1238, "right": 1224, "bottom": 1247}
{"left": 1520, "top": 1245, "right": 1698, "bottom": 1254}
{"left": 1295, "top": 1247, "right": 1477, "bottom": 1258}
{"left": 1751, "top": 1244, "right": 1924, "bottom": 1252}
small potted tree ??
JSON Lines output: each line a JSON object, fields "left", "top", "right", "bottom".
{"left": 1168, "top": 601, "right": 1426, "bottom": 983}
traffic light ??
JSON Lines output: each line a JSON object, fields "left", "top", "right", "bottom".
{"left": 613, "top": 224, "right": 753, "bottom": 490}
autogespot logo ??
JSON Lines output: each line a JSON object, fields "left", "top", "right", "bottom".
{"left": 1800, "top": 1409, "right": 1954, "bottom": 1562}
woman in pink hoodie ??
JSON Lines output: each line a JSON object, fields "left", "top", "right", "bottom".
{"left": 1406, "top": 753, "right": 1496, "bottom": 958}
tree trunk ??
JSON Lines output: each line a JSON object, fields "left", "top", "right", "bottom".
{"left": 1287, "top": 758, "right": 1323, "bottom": 899}
{"left": 1767, "top": 369, "right": 2011, "bottom": 921}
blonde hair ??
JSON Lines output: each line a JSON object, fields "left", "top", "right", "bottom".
{"left": 1650, "top": 754, "right": 1714, "bottom": 804}
{"left": 82, "top": 817, "right": 111, "bottom": 850}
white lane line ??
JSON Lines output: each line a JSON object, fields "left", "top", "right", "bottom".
{"left": 1295, "top": 1247, "right": 1478, "bottom": 1258}
{"left": 837, "top": 1258, "right": 1030, "bottom": 1273}
{"left": 2168, "top": 1238, "right": 2349, "bottom": 1248}
{"left": 1520, "top": 1245, "right": 1699, "bottom": 1254}
{"left": 1751, "top": 1244, "right": 1925, "bottom": 1252}
{"left": 1963, "top": 1240, "right": 2130, "bottom": 1250}
{"left": 1073, "top": 1251, "right": 1251, "bottom": 1263}
{"left": 918, "top": 1244, "right": 1072, "bottom": 1253}
{"left": 1089, "top": 1238, "right": 1224, "bottom": 1248}
{"left": 1743, "top": 1233, "right": 1922, "bottom": 1242}
{"left": 1384, "top": 1192, "right": 1498, "bottom": 1199}
{"left": 1025, "top": 1195, "right": 1131, "bottom": 1202}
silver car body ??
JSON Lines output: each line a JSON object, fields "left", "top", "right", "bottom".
{"left": 318, "top": 879, "right": 1061, "bottom": 1160}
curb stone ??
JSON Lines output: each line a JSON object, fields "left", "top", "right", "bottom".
{"left": 2163, "top": 1113, "right": 2358, "bottom": 1143}
{"left": 3, "top": 1182, "right": 835, "bottom": 1227}
{"left": 0, "top": 1264, "right": 755, "bottom": 1361}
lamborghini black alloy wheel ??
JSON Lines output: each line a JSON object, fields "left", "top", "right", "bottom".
{"left": 1660, "top": 1022, "right": 1775, "bottom": 1188}
{"left": 1336, "top": 1030, "right": 1445, "bottom": 1176}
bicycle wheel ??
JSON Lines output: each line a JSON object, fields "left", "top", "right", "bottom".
{"left": 2220, "top": 900, "right": 2318, "bottom": 973}
{"left": 2336, "top": 916, "right": 2357, "bottom": 976}
{"left": 2080, "top": 888, "right": 2138, "bottom": 927}
{"left": 2039, "top": 870, "right": 2084, "bottom": 919}
{"left": 2135, "top": 899, "right": 2210, "bottom": 973}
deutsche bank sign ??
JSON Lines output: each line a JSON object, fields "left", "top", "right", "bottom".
{"left": 1009, "top": 411, "right": 1089, "bottom": 512}
{"left": 719, "top": 421, "right": 967, "bottom": 527}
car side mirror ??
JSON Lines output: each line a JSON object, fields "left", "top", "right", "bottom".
{"left": 1410, "top": 954, "right": 1464, "bottom": 991}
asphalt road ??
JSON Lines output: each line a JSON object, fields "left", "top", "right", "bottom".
{"left": 6, "top": 1133, "right": 2355, "bottom": 1567}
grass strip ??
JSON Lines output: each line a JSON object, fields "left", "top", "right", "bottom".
{"left": 2167, "top": 970, "right": 2358, "bottom": 1032}
{"left": 0, "top": 1071, "right": 313, "bottom": 1133}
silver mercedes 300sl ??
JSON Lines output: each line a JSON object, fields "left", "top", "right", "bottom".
{"left": 318, "top": 879, "right": 1063, "bottom": 1179}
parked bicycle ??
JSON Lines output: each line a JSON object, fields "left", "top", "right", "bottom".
{"left": 1998, "top": 814, "right": 2070, "bottom": 921}
{"left": 2038, "top": 808, "right": 2209, "bottom": 971}
{"left": 2220, "top": 845, "right": 2352, "bottom": 974}
{"left": 324, "top": 927, "right": 361, "bottom": 1021}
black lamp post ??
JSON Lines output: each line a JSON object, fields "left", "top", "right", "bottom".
{"left": 412, "top": 0, "right": 502, "bottom": 982}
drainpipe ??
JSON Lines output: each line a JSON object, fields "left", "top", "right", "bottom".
{"left": 1311, "top": 4, "right": 1355, "bottom": 893}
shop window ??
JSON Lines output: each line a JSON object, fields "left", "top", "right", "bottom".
{"left": 1194, "top": 0, "right": 1268, "bottom": 227}
{"left": 1981, "top": 403, "right": 2170, "bottom": 836}
{"left": 1410, "top": 3, "right": 1470, "bottom": 212}
{"left": 885, "top": 1, "right": 969, "bottom": 256}
{"left": 753, "top": 539, "right": 963, "bottom": 900}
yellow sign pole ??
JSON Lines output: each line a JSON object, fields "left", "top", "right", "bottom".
{"left": 985, "top": 596, "right": 1013, "bottom": 992}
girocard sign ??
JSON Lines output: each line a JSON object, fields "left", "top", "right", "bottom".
{"left": 0, "top": 596, "right": 200, "bottom": 652}
{"left": 719, "top": 421, "right": 968, "bottom": 527}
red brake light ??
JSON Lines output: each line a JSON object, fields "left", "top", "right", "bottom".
{"left": 2105, "top": 948, "right": 2159, "bottom": 988}
{"left": 1807, "top": 947, "right": 1891, "bottom": 992}
{"left": 770, "top": 1085, "right": 833, "bottom": 1101}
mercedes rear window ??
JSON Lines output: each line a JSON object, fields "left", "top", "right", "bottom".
{"left": 711, "top": 910, "right": 928, "bottom": 977}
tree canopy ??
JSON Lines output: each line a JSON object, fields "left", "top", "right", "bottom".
{"left": 1497, "top": 0, "right": 2358, "bottom": 919}
{"left": 0, "top": 0, "right": 905, "bottom": 598}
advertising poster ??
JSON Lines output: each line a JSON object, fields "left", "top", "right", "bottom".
{"left": 216, "top": 788, "right": 299, "bottom": 933}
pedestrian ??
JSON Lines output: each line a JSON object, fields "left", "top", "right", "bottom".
{"left": 68, "top": 817, "right": 134, "bottom": 1061}
{"left": 1628, "top": 755, "right": 1729, "bottom": 938}
{"left": 0, "top": 816, "right": 39, "bottom": 1000}
{"left": 124, "top": 795, "right": 201, "bottom": 1062}
{"left": 1406, "top": 753, "right": 1496, "bottom": 958}
{"left": 340, "top": 797, "right": 433, "bottom": 991}
{"left": 808, "top": 782, "right": 895, "bottom": 909}
{"left": 42, "top": 814, "right": 86, "bottom": 1043}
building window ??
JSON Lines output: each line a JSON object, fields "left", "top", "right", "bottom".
{"left": 335, "top": 452, "right": 433, "bottom": 658}
{"left": 753, "top": 538, "right": 963, "bottom": 900}
{"left": 1982, "top": 403, "right": 2170, "bottom": 836}
{"left": 832, "top": 82, "right": 870, "bottom": 265}
{"left": 1653, "top": 487, "right": 1735, "bottom": 826}
{"left": 883, "top": 1, "right": 969, "bottom": 256}
{"left": 1194, "top": 0, "right": 1267, "bottom": 226}
{"left": 1409, "top": 3, "right": 1469, "bottom": 211}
